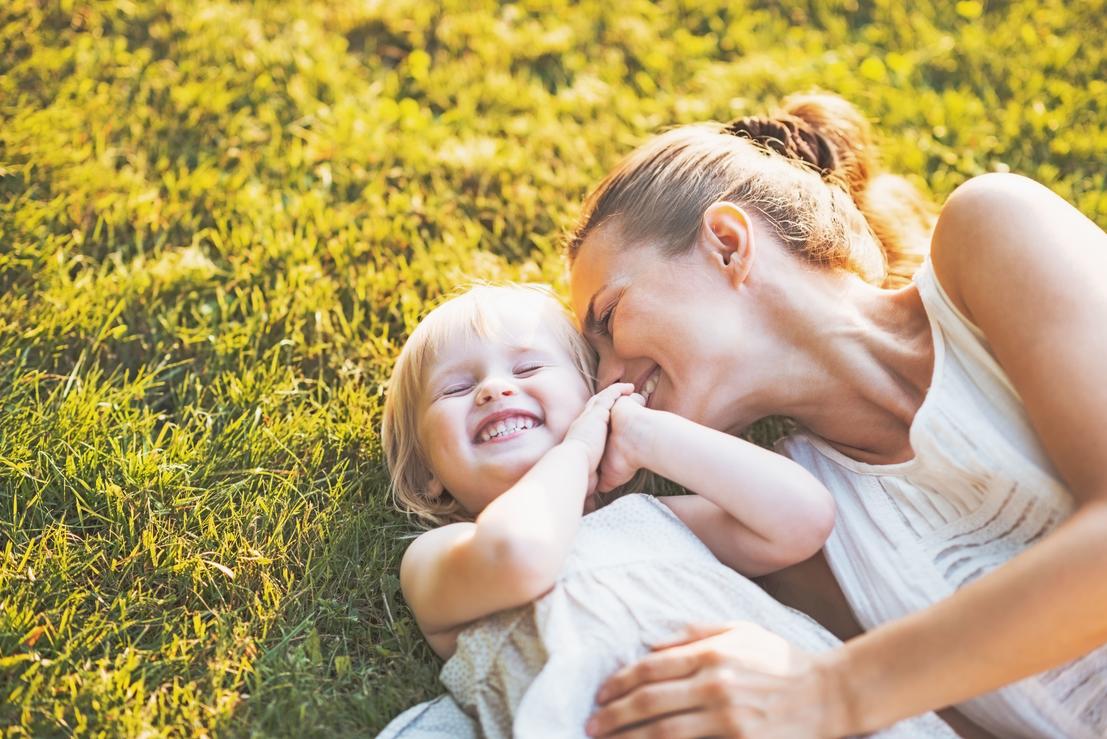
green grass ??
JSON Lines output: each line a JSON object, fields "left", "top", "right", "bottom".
{"left": 2, "top": 0, "right": 1105, "bottom": 735}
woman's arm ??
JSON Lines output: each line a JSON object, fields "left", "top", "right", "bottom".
{"left": 585, "top": 174, "right": 1107, "bottom": 737}
{"left": 600, "top": 395, "right": 836, "bottom": 575}
{"left": 827, "top": 172, "right": 1107, "bottom": 731}
{"left": 401, "top": 383, "right": 632, "bottom": 658}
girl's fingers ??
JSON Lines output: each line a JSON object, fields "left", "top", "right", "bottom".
{"left": 583, "top": 383, "right": 631, "bottom": 416}
{"left": 599, "top": 382, "right": 636, "bottom": 405}
{"left": 586, "top": 383, "right": 636, "bottom": 420}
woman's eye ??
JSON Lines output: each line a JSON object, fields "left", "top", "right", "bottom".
{"left": 598, "top": 304, "right": 615, "bottom": 337}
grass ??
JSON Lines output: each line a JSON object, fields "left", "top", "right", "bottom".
{"left": 1, "top": 0, "right": 1105, "bottom": 735}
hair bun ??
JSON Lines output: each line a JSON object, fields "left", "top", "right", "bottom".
{"left": 723, "top": 115, "right": 839, "bottom": 180}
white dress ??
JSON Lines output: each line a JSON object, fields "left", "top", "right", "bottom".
{"left": 778, "top": 258, "right": 1107, "bottom": 739}
{"left": 378, "top": 494, "right": 955, "bottom": 738}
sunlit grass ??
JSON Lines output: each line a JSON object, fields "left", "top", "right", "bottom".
{"left": 1, "top": 0, "right": 1104, "bottom": 734}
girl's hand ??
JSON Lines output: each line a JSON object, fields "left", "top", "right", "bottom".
{"left": 564, "top": 383, "right": 635, "bottom": 473}
{"left": 596, "top": 393, "right": 654, "bottom": 492}
{"left": 586, "top": 622, "right": 846, "bottom": 739}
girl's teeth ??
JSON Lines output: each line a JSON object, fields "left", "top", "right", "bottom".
{"left": 480, "top": 416, "right": 538, "bottom": 442}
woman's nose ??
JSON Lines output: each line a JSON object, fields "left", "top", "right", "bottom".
{"left": 596, "top": 355, "right": 625, "bottom": 389}
{"left": 476, "top": 376, "right": 518, "bottom": 405}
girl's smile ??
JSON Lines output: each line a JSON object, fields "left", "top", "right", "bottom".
{"left": 416, "top": 308, "right": 592, "bottom": 515}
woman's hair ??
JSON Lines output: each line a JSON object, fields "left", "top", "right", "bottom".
{"left": 566, "top": 93, "right": 936, "bottom": 287}
{"left": 381, "top": 284, "right": 597, "bottom": 528}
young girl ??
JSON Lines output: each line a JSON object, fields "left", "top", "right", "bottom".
{"left": 377, "top": 284, "right": 954, "bottom": 738}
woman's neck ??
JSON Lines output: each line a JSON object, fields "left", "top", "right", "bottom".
{"left": 742, "top": 268, "right": 935, "bottom": 464}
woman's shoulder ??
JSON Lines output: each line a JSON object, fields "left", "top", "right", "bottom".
{"left": 929, "top": 173, "right": 1101, "bottom": 325}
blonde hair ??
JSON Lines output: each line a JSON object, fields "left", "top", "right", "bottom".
{"left": 566, "top": 93, "right": 936, "bottom": 288}
{"left": 381, "top": 284, "right": 597, "bottom": 528}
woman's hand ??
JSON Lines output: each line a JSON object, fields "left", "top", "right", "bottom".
{"left": 596, "top": 392, "right": 656, "bottom": 492}
{"left": 586, "top": 622, "right": 847, "bottom": 739}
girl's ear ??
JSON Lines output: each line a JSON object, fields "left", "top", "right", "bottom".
{"left": 698, "top": 201, "right": 756, "bottom": 288}
{"left": 426, "top": 477, "right": 445, "bottom": 498}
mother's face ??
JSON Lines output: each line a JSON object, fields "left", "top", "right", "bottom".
{"left": 569, "top": 214, "right": 756, "bottom": 432}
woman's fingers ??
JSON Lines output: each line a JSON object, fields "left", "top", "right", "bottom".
{"left": 587, "top": 677, "right": 704, "bottom": 737}
{"left": 590, "top": 624, "right": 828, "bottom": 739}
{"left": 648, "top": 623, "right": 734, "bottom": 651}
{"left": 595, "top": 647, "right": 702, "bottom": 704}
{"left": 593, "top": 707, "right": 724, "bottom": 739}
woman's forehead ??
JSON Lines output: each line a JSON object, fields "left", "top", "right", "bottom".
{"left": 569, "top": 226, "right": 641, "bottom": 318}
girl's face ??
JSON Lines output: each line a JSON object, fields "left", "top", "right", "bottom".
{"left": 569, "top": 220, "right": 755, "bottom": 433}
{"left": 416, "top": 310, "right": 592, "bottom": 515}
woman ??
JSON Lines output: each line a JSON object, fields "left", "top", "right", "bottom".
{"left": 567, "top": 93, "right": 1107, "bottom": 739}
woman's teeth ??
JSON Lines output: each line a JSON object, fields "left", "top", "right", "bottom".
{"left": 641, "top": 369, "right": 660, "bottom": 405}
{"left": 479, "top": 416, "right": 539, "bottom": 442}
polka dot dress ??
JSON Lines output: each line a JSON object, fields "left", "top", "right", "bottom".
{"left": 378, "top": 494, "right": 956, "bottom": 738}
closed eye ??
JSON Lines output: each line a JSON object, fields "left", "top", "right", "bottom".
{"left": 514, "top": 363, "right": 545, "bottom": 376}
{"left": 440, "top": 383, "right": 473, "bottom": 397}
{"left": 596, "top": 302, "right": 616, "bottom": 338}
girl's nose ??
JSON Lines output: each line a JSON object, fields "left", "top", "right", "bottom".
{"left": 476, "top": 376, "right": 518, "bottom": 405}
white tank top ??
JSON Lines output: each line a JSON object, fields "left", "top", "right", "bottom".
{"left": 778, "top": 259, "right": 1106, "bottom": 739}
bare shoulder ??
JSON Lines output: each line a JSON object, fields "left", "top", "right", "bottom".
{"left": 927, "top": 173, "right": 1107, "bottom": 497}
{"left": 399, "top": 522, "right": 475, "bottom": 597}
{"left": 929, "top": 173, "right": 1107, "bottom": 322}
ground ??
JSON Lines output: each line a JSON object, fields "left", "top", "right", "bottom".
{"left": 1, "top": 0, "right": 1105, "bottom": 735}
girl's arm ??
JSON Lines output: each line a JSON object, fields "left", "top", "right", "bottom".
{"left": 585, "top": 174, "right": 1107, "bottom": 738}
{"left": 400, "top": 383, "right": 632, "bottom": 658}
{"left": 600, "top": 394, "right": 835, "bottom": 576}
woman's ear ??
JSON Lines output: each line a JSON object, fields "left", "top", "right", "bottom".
{"left": 699, "top": 201, "right": 755, "bottom": 288}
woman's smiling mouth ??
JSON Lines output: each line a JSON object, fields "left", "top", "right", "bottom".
{"left": 637, "top": 367, "right": 661, "bottom": 407}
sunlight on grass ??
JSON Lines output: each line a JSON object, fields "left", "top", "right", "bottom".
{"left": 1, "top": 0, "right": 1104, "bottom": 734}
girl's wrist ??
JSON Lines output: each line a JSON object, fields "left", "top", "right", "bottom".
{"left": 623, "top": 403, "right": 662, "bottom": 472}
{"left": 633, "top": 408, "right": 681, "bottom": 474}
{"left": 558, "top": 435, "right": 598, "bottom": 471}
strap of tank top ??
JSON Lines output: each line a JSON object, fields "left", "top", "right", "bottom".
{"left": 913, "top": 258, "right": 1020, "bottom": 400}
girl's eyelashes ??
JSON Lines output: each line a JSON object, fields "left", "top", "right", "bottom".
{"left": 440, "top": 382, "right": 473, "bottom": 397}
{"left": 514, "top": 362, "right": 545, "bottom": 376}
{"left": 436, "top": 360, "right": 546, "bottom": 397}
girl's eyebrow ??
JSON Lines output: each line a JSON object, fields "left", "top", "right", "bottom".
{"left": 426, "top": 341, "right": 556, "bottom": 387}
{"left": 425, "top": 360, "right": 471, "bottom": 388}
